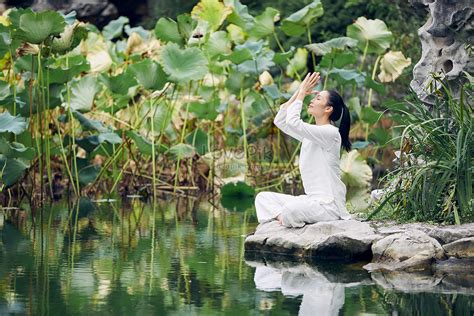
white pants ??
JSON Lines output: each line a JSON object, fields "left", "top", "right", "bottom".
{"left": 254, "top": 191, "right": 346, "bottom": 228}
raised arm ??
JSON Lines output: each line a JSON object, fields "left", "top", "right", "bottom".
{"left": 285, "top": 100, "right": 339, "bottom": 147}
{"left": 273, "top": 88, "right": 304, "bottom": 142}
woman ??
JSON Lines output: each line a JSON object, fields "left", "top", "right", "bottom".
{"left": 255, "top": 72, "right": 352, "bottom": 228}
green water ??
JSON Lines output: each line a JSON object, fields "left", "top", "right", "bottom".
{"left": 0, "top": 197, "right": 473, "bottom": 315}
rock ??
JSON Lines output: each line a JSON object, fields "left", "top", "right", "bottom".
{"left": 443, "top": 237, "right": 474, "bottom": 258}
{"left": 426, "top": 224, "right": 474, "bottom": 244}
{"left": 364, "top": 229, "right": 445, "bottom": 272}
{"left": 409, "top": 0, "right": 474, "bottom": 104}
{"left": 244, "top": 220, "right": 383, "bottom": 261}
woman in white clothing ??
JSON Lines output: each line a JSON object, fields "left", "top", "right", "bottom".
{"left": 255, "top": 72, "right": 352, "bottom": 228}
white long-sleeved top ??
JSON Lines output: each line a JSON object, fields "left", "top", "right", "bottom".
{"left": 273, "top": 99, "right": 350, "bottom": 219}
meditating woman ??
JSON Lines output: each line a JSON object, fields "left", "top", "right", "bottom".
{"left": 255, "top": 72, "right": 352, "bottom": 227}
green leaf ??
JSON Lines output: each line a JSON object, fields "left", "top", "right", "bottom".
{"left": 77, "top": 164, "right": 100, "bottom": 186}
{"left": 98, "top": 132, "right": 122, "bottom": 145}
{"left": 18, "top": 11, "right": 66, "bottom": 44}
{"left": 365, "top": 76, "right": 386, "bottom": 95}
{"left": 305, "top": 37, "right": 357, "bottom": 56}
{"left": 185, "top": 128, "right": 208, "bottom": 155}
{"left": 286, "top": 47, "right": 307, "bottom": 78}
{"left": 103, "top": 16, "right": 129, "bottom": 40}
{"left": 360, "top": 106, "right": 383, "bottom": 125}
{"left": 72, "top": 111, "right": 107, "bottom": 133}
{"left": 0, "top": 155, "right": 29, "bottom": 187}
{"left": 188, "top": 98, "right": 219, "bottom": 120}
{"left": 154, "top": 17, "right": 183, "bottom": 44}
{"left": 129, "top": 59, "right": 168, "bottom": 91}
{"left": 347, "top": 17, "right": 393, "bottom": 54}
{"left": 319, "top": 51, "right": 356, "bottom": 68}
{"left": 128, "top": 131, "right": 168, "bottom": 156}
{"left": 67, "top": 75, "right": 99, "bottom": 112}
{"left": 0, "top": 112, "right": 27, "bottom": 134}
{"left": 330, "top": 68, "right": 365, "bottom": 85}
{"left": 204, "top": 31, "right": 231, "bottom": 58}
{"left": 48, "top": 54, "right": 90, "bottom": 84}
{"left": 248, "top": 7, "right": 279, "bottom": 39}
{"left": 281, "top": 0, "right": 324, "bottom": 36}
{"left": 0, "top": 138, "right": 34, "bottom": 160}
{"left": 220, "top": 181, "right": 255, "bottom": 197}
{"left": 101, "top": 71, "right": 138, "bottom": 96}
{"left": 167, "top": 143, "right": 196, "bottom": 160}
{"left": 273, "top": 47, "right": 295, "bottom": 66}
{"left": 159, "top": 43, "right": 209, "bottom": 83}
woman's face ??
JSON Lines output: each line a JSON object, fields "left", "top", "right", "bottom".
{"left": 307, "top": 90, "right": 332, "bottom": 118}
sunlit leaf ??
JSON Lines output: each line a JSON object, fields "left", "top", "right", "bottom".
{"left": 347, "top": 17, "right": 392, "bottom": 54}
{"left": 340, "top": 150, "right": 372, "bottom": 188}
{"left": 286, "top": 47, "right": 307, "bottom": 78}
{"left": 191, "top": 0, "right": 232, "bottom": 31}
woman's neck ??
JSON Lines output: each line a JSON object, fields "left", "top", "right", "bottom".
{"left": 314, "top": 116, "right": 331, "bottom": 126}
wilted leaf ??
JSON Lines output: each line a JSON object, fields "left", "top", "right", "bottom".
{"left": 306, "top": 37, "right": 357, "bottom": 56}
{"left": 378, "top": 50, "right": 411, "bottom": 82}
{"left": 191, "top": 0, "right": 232, "bottom": 31}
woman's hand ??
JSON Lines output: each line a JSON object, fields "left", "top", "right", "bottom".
{"left": 297, "top": 72, "right": 320, "bottom": 100}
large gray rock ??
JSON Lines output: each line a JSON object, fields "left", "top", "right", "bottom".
{"left": 363, "top": 229, "right": 446, "bottom": 272}
{"left": 443, "top": 237, "right": 474, "bottom": 258}
{"left": 244, "top": 220, "right": 383, "bottom": 261}
{"left": 410, "top": 0, "right": 474, "bottom": 104}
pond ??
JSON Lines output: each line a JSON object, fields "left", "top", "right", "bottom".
{"left": 0, "top": 197, "right": 473, "bottom": 315}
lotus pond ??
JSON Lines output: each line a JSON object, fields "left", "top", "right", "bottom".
{"left": 1, "top": 197, "right": 473, "bottom": 315}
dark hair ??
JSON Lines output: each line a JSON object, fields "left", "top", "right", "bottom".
{"left": 327, "top": 90, "right": 351, "bottom": 152}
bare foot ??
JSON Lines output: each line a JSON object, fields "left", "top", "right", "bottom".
{"left": 276, "top": 214, "right": 283, "bottom": 225}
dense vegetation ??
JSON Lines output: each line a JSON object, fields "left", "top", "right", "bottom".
{"left": 0, "top": 0, "right": 470, "bottom": 223}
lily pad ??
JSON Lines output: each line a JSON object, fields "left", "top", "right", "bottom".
{"left": 67, "top": 75, "right": 100, "bottom": 112}
{"left": 0, "top": 155, "right": 29, "bottom": 187}
{"left": 103, "top": 16, "right": 129, "bottom": 40}
{"left": 167, "top": 143, "right": 196, "bottom": 160}
{"left": 18, "top": 11, "right": 66, "bottom": 44}
{"left": 129, "top": 59, "right": 168, "bottom": 91}
{"left": 0, "top": 111, "right": 27, "bottom": 134}
{"left": 159, "top": 43, "right": 208, "bottom": 83}
{"left": 340, "top": 150, "right": 372, "bottom": 188}
{"left": 154, "top": 17, "right": 183, "bottom": 44}
{"left": 281, "top": 0, "right": 324, "bottom": 36}
{"left": 220, "top": 181, "right": 255, "bottom": 198}
{"left": 0, "top": 138, "right": 34, "bottom": 160}
{"left": 347, "top": 17, "right": 393, "bottom": 54}
{"left": 248, "top": 7, "right": 279, "bottom": 39}
{"left": 305, "top": 37, "right": 357, "bottom": 56}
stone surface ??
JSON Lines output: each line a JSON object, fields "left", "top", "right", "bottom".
{"left": 410, "top": 0, "right": 474, "bottom": 104}
{"left": 443, "top": 237, "right": 474, "bottom": 258}
{"left": 245, "top": 219, "right": 474, "bottom": 274}
{"left": 244, "top": 220, "right": 383, "bottom": 261}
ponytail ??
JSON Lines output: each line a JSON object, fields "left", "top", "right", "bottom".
{"left": 327, "top": 90, "right": 351, "bottom": 152}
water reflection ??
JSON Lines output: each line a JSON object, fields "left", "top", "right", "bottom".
{"left": 0, "top": 197, "right": 473, "bottom": 315}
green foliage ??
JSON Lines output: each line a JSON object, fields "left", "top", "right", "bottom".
{"left": 369, "top": 77, "right": 473, "bottom": 224}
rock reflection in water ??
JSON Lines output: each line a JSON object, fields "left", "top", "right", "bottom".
{"left": 246, "top": 259, "right": 371, "bottom": 316}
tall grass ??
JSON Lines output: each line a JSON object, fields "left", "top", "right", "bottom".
{"left": 368, "top": 76, "right": 473, "bottom": 224}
